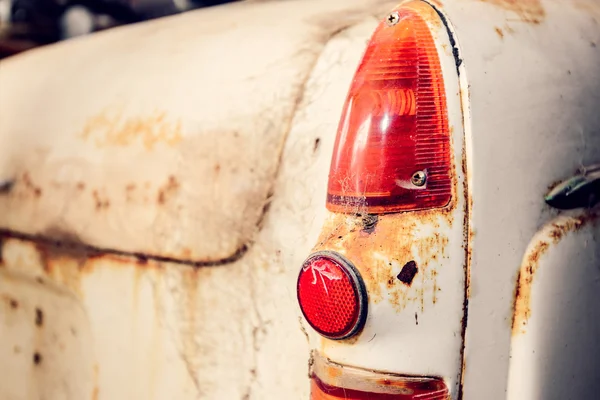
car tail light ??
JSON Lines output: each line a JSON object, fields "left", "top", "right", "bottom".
{"left": 327, "top": 3, "right": 452, "bottom": 214}
{"left": 297, "top": 252, "right": 367, "bottom": 340}
{"left": 310, "top": 353, "right": 449, "bottom": 400}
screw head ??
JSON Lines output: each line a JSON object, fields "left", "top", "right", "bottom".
{"left": 411, "top": 170, "right": 427, "bottom": 187}
{"left": 386, "top": 11, "right": 400, "bottom": 26}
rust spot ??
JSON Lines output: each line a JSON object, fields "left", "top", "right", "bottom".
{"left": 0, "top": 179, "right": 15, "bottom": 194}
{"left": 76, "top": 182, "right": 85, "bottom": 191}
{"left": 478, "top": 0, "right": 545, "bottom": 24}
{"left": 495, "top": 26, "right": 504, "bottom": 38}
{"left": 80, "top": 109, "right": 183, "bottom": 150}
{"left": 3, "top": 295, "right": 19, "bottom": 309}
{"left": 92, "top": 364, "right": 99, "bottom": 400}
{"left": 125, "top": 183, "right": 136, "bottom": 201}
{"left": 512, "top": 213, "right": 598, "bottom": 335}
{"left": 157, "top": 175, "right": 180, "bottom": 205}
{"left": 21, "top": 172, "right": 42, "bottom": 197}
{"left": 214, "top": 164, "right": 221, "bottom": 174}
{"left": 35, "top": 308, "right": 44, "bottom": 327}
{"left": 92, "top": 190, "right": 110, "bottom": 210}
{"left": 33, "top": 352, "right": 42, "bottom": 365}
{"left": 397, "top": 261, "right": 418, "bottom": 285}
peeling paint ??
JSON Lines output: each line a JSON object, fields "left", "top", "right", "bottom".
{"left": 512, "top": 212, "right": 599, "bottom": 335}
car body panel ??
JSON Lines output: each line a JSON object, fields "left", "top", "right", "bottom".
{"left": 0, "top": 0, "right": 599, "bottom": 399}
{"left": 507, "top": 211, "right": 600, "bottom": 400}
{"left": 438, "top": 0, "right": 600, "bottom": 397}
{"left": 0, "top": 1, "right": 398, "bottom": 398}
{"left": 0, "top": 0, "right": 396, "bottom": 263}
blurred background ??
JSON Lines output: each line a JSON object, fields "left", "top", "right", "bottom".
{"left": 0, "top": 0, "right": 240, "bottom": 59}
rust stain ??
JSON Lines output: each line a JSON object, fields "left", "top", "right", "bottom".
{"left": 21, "top": 172, "right": 42, "bottom": 198}
{"left": 2, "top": 294, "right": 19, "bottom": 309}
{"left": 125, "top": 183, "right": 136, "bottom": 202}
{"left": 157, "top": 175, "right": 180, "bottom": 205}
{"left": 92, "top": 364, "right": 99, "bottom": 400}
{"left": 92, "top": 190, "right": 110, "bottom": 210}
{"left": 80, "top": 109, "right": 183, "bottom": 150}
{"left": 495, "top": 26, "right": 504, "bottom": 38}
{"left": 512, "top": 213, "right": 598, "bottom": 335}
{"left": 478, "top": 0, "right": 545, "bottom": 24}
{"left": 313, "top": 209, "right": 451, "bottom": 312}
{"left": 35, "top": 307, "right": 44, "bottom": 327}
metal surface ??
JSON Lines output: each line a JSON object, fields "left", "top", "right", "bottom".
{"left": 507, "top": 210, "right": 600, "bottom": 399}
{"left": 0, "top": 0, "right": 599, "bottom": 398}
{"left": 0, "top": 268, "right": 96, "bottom": 400}
{"left": 0, "top": 1, "right": 399, "bottom": 398}
{"left": 0, "top": 0, "right": 397, "bottom": 263}
{"left": 438, "top": 0, "right": 600, "bottom": 398}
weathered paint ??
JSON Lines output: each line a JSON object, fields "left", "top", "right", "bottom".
{"left": 441, "top": 0, "right": 600, "bottom": 396}
{"left": 0, "top": 267, "right": 96, "bottom": 400}
{"left": 506, "top": 210, "right": 600, "bottom": 399}
{"left": 0, "top": 0, "right": 598, "bottom": 398}
{"left": 313, "top": 210, "right": 452, "bottom": 311}
{"left": 476, "top": 0, "right": 545, "bottom": 24}
{"left": 0, "top": 2, "right": 401, "bottom": 398}
{"left": 79, "top": 109, "right": 183, "bottom": 150}
{"left": 511, "top": 211, "right": 599, "bottom": 335}
{"left": 0, "top": 0, "right": 398, "bottom": 263}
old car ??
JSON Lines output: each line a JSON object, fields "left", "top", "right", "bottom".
{"left": 0, "top": 0, "right": 599, "bottom": 399}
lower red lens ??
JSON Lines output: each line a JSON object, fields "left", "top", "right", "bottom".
{"left": 297, "top": 252, "right": 366, "bottom": 339}
{"left": 311, "top": 377, "right": 449, "bottom": 400}
{"left": 310, "top": 353, "right": 450, "bottom": 400}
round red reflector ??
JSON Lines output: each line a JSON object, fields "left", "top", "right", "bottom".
{"left": 297, "top": 252, "right": 367, "bottom": 340}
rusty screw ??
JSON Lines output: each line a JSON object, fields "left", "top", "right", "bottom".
{"left": 411, "top": 170, "right": 427, "bottom": 187}
{"left": 386, "top": 11, "right": 400, "bottom": 26}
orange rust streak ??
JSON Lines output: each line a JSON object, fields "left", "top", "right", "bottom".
{"left": 478, "top": 0, "right": 546, "bottom": 24}
{"left": 512, "top": 214, "right": 597, "bottom": 335}
{"left": 495, "top": 27, "right": 504, "bottom": 38}
{"left": 80, "top": 109, "right": 183, "bottom": 150}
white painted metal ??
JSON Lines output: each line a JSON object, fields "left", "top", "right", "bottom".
{"left": 0, "top": 268, "right": 96, "bottom": 400}
{"left": 0, "top": 0, "right": 396, "bottom": 262}
{"left": 0, "top": 0, "right": 599, "bottom": 399}
{"left": 438, "top": 0, "right": 600, "bottom": 398}
{"left": 506, "top": 211, "right": 600, "bottom": 400}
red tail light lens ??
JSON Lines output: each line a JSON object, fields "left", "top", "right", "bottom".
{"left": 297, "top": 252, "right": 367, "bottom": 340}
{"left": 327, "top": 3, "right": 451, "bottom": 214}
{"left": 310, "top": 353, "right": 449, "bottom": 400}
